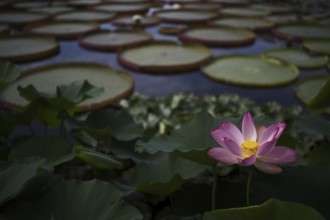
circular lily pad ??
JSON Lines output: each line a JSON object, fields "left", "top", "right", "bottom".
{"left": 11, "top": 1, "right": 49, "bottom": 9}
{"left": 266, "top": 14, "right": 297, "bottom": 25}
{"left": 54, "top": 10, "right": 116, "bottom": 22}
{"left": 92, "top": 3, "right": 150, "bottom": 14}
{"left": 118, "top": 41, "right": 212, "bottom": 73}
{"left": 0, "top": 11, "right": 49, "bottom": 27}
{"left": 68, "top": 0, "right": 102, "bottom": 7}
{"left": 263, "top": 48, "right": 329, "bottom": 69}
{"left": 111, "top": 15, "right": 159, "bottom": 27}
{"left": 201, "top": 55, "right": 299, "bottom": 87}
{"left": 0, "top": 62, "right": 134, "bottom": 112}
{"left": 181, "top": 3, "right": 222, "bottom": 11}
{"left": 178, "top": 25, "right": 256, "bottom": 47}
{"left": 211, "top": 17, "right": 274, "bottom": 32}
{"left": 79, "top": 29, "right": 153, "bottom": 51}
{"left": 206, "top": 0, "right": 249, "bottom": 6}
{"left": 219, "top": 7, "right": 270, "bottom": 17}
{"left": 251, "top": 4, "right": 294, "bottom": 14}
{"left": 24, "top": 21, "right": 99, "bottom": 40}
{"left": 0, "top": 35, "right": 59, "bottom": 62}
{"left": 294, "top": 76, "right": 329, "bottom": 112}
{"left": 0, "top": 24, "right": 10, "bottom": 34}
{"left": 155, "top": 9, "right": 218, "bottom": 24}
{"left": 303, "top": 39, "right": 330, "bottom": 56}
{"left": 29, "top": 6, "right": 75, "bottom": 15}
{"left": 272, "top": 23, "right": 330, "bottom": 40}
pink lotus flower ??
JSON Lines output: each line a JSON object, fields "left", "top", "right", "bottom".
{"left": 208, "top": 112, "right": 297, "bottom": 174}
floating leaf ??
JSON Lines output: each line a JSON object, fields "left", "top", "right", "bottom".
{"left": 203, "top": 199, "right": 325, "bottom": 220}
{"left": 74, "top": 145, "right": 123, "bottom": 169}
{"left": 0, "top": 61, "right": 20, "bottom": 91}
{"left": 9, "top": 136, "right": 73, "bottom": 166}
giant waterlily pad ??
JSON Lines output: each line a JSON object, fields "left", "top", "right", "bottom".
{"left": 0, "top": 62, "right": 134, "bottom": 112}
{"left": 54, "top": 10, "right": 116, "bottom": 22}
{"left": 178, "top": 25, "right": 256, "bottom": 47}
{"left": 92, "top": 3, "right": 150, "bottom": 14}
{"left": 155, "top": 9, "right": 218, "bottom": 24}
{"left": 11, "top": 1, "right": 49, "bottom": 9}
{"left": 201, "top": 55, "right": 299, "bottom": 87}
{"left": 272, "top": 23, "right": 330, "bottom": 40}
{"left": 118, "top": 41, "right": 212, "bottom": 73}
{"left": 266, "top": 14, "right": 297, "bottom": 24}
{"left": 251, "top": 3, "right": 294, "bottom": 14}
{"left": 211, "top": 17, "right": 274, "bottom": 32}
{"left": 263, "top": 48, "right": 328, "bottom": 69}
{"left": 0, "top": 35, "right": 59, "bottom": 62}
{"left": 24, "top": 21, "right": 99, "bottom": 40}
{"left": 294, "top": 75, "right": 329, "bottom": 109}
{"left": 219, "top": 7, "right": 270, "bottom": 17}
{"left": 111, "top": 15, "right": 159, "bottom": 27}
{"left": 0, "top": 11, "right": 49, "bottom": 27}
{"left": 79, "top": 29, "right": 152, "bottom": 51}
{"left": 29, "top": 6, "right": 75, "bottom": 15}
{"left": 181, "top": 3, "right": 222, "bottom": 11}
{"left": 303, "top": 38, "right": 330, "bottom": 55}
{"left": 68, "top": 0, "right": 102, "bottom": 7}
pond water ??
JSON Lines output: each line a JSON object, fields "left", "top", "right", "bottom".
{"left": 17, "top": 20, "right": 329, "bottom": 106}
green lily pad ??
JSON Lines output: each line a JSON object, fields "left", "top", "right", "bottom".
{"left": 181, "top": 3, "right": 222, "bottom": 11}
{"left": 266, "top": 14, "right": 297, "bottom": 24}
{"left": 79, "top": 29, "right": 153, "bottom": 51}
{"left": 204, "top": 199, "right": 325, "bottom": 220}
{"left": 308, "top": 143, "right": 330, "bottom": 165}
{"left": 178, "top": 25, "right": 256, "bottom": 47}
{"left": 251, "top": 3, "right": 294, "bottom": 14}
{"left": 0, "top": 62, "right": 134, "bottom": 112}
{"left": 272, "top": 23, "right": 330, "bottom": 40}
{"left": 92, "top": 3, "right": 150, "bottom": 14}
{"left": 29, "top": 6, "right": 75, "bottom": 15}
{"left": 263, "top": 48, "right": 328, "bottom": 69}
{"left": 308, "top": 76, "right": 330, "bottom": 112}
{"left": 0, "top": 11, "right": 49, "bottom": 27}
{"left": 54, "top": 10, "right": 116, "bottom": 22}
{"left": 155, "top": 9, "right": 218, "bottom": 24}
{"left": 12, "top": 1, "right": 48, "bottom": 9}
{"left": 219, "top": 7, "right": 270, "bottom": 17}
{"left": 0, "top": 35, "right": 59, "bottom": 62}
{"left": 201, "top": 55, "right": 299, "bottom": 87}
{"left": 211, "top": 17, "right": 274, "bottom": 32}
{"left": 24, "top": 21, "right": 99, "bottom": 40}
{"left": 303, "top": 38, "right": 330, "bottom": 55}
{"left": 118, "top": 41, "right": 212, "bottom": 73}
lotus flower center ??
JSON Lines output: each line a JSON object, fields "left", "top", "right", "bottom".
{"left": 241, "top": 140, "right": 259, "bottom": 158}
